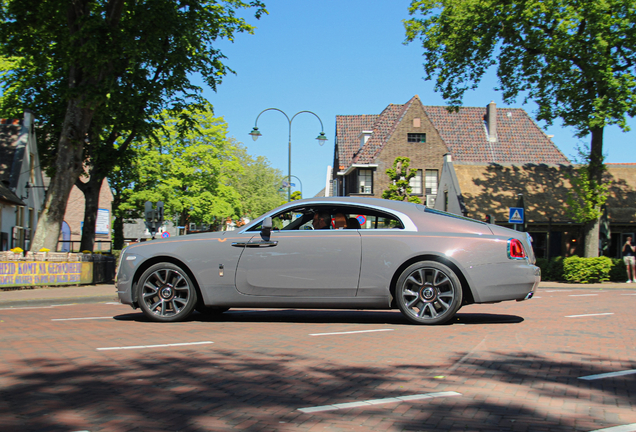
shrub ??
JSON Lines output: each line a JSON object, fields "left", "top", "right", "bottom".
{"left": 562, "top": 256, "right": 612, "bottom": 283}
{"left": 536, "top": 258, "right": 549, "bottom": 279}
{"left": 609, "top": 258, "right": 627, "bottom": 282}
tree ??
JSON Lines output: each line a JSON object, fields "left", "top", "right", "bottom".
{"left": 382, "top": 157, "right": 422, "bottom": 204}
{"left": 231, "top": 145, "right": 286, "bottom": 218}
{"left": 123, "top": 106, "right": 243, "bottom": 232}
{"left": 405, "top": 0, "right": 636, "bottom": 257}
{"left": 109, "top": 107, "right": 284, "bottom": 243}
{"left": 0, "top": 0, "right": 266, "bottom": 251}
{"left": 566, "top": 147, "right": 610, "bottom": 231}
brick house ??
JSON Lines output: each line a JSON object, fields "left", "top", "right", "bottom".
{"left": 0, "top": 111, "right": 46, "bottom": 251}
{"left": 333, "top": 95, "right": 636, "bottom": 258}
{"left": 60, "top": 179, "right": 113, "bottom": 252}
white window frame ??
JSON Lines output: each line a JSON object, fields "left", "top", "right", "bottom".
{"left": 358, "top": 169, "right": 373, "bottom": 194}
{"left": 409, "top": 169, "right": 423, "bottom": 195}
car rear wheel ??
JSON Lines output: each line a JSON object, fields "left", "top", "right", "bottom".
{"left": 138, "top": 263, "right": 197, "bottom": 322}
{"left": 396, "top": 261, "right": 462, "bottom": 325}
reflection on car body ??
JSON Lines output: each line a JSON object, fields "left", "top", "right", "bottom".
{"left": 116, "top": 197, "right": 540, "bottom": 325}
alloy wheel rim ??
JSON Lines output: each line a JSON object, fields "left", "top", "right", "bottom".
{"left": 142, "top": 268, "right": 191, "bottom": 317}
{"left": 401, "top": 267, "right": 455, "bottom": 320}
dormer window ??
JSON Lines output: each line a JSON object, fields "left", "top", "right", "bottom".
{"left": 358, "top": 130, "right": 373, "bottom": 150}
{"left": 408, "top": 133, "right": 426, "bottom": 143}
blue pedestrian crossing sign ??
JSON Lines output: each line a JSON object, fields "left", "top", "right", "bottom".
{"left": 508, "top": 207, "right": 524, "bottom": 224}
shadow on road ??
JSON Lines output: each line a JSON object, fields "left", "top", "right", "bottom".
{"left": 112, "top": 309, "right": 524, "bottom": 326}
{"left": 1, "top": 348, "right": 632, "bottom": 431}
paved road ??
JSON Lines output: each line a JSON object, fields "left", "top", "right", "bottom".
{"left": 0, "top": 286, "right": 635, "bottom": 431}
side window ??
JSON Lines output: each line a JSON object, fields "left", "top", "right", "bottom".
{"left": 247, "top": 206, "right": 405, "bottom": 231}
{"left": 338, "top": 208, "right": 404, "bottom": 230}
{"left": 247, "top": 208, "right": 314, "bottom": 232}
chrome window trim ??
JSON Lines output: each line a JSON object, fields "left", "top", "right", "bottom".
{"left": 239, "top": 201, "right": 418, "bottom": 234}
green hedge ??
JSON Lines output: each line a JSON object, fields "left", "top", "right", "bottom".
{"left": 537, "top": 256, "right": 626, "bottom": 283}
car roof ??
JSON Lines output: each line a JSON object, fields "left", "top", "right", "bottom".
{"left": 285, "top": 197, "right": 422, "bottom": 214}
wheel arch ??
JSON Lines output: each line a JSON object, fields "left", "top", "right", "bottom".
{"left": 131, "top": 256, "right": 202, "bottom": 308}
{"left": 389, "top": 254, "right": 475, "bottom": 308}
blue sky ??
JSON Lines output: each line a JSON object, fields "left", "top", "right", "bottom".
{"left": 202, "top": 0, "right": 636, "bottom": 198}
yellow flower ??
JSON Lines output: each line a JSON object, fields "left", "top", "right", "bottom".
{"left": 10, "top": 247, "right": 23, "bottom": 254}
{"left": 39, "top": 248, "right": 50, "bottom": 252}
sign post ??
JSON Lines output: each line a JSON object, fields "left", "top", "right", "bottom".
{"left": 508, "top": 207, "right": 524, "bottom": 231}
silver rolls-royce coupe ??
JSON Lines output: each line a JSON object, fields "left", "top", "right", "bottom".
{"left": 116, "top": 197, "right": 540, "bottom": 325}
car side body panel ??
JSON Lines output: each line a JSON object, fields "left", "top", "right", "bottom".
{"left": 116, "top": 197, "right": 539, "bottom": 319}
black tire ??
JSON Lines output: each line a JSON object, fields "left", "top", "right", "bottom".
{"left": 195, "top": 305, "right": 230, "bottom": 316}
{"left": 137, "top": 263, "right": 197, "bottom": 322}
{"left": 396, "top": 260, "right": 463, "bottom": 325}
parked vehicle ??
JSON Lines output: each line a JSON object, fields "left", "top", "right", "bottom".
{"left": 116, "top": 197, "right": 539, "bottom": 325}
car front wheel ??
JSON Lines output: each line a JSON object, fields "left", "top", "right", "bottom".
{"left": 396, "top": 261, "right": 463, "bottom": 325}
{"left": 137, "top": 263, "right": 197, "bottom": 322}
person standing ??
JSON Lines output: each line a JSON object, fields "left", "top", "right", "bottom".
{"left": 623, "top": 236, "right": 636, "bottom": 283}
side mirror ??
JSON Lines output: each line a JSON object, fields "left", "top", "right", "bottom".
{"left": 261, "top": 217, "right": 272, "bottom": 241}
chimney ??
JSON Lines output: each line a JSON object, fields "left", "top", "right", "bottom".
{"left": 486, "top": 101, "right": 497, "bottom": 142}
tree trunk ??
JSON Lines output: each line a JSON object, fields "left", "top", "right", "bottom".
{"left": 112, "top": 212, "right": 124, "bottom": 250}
{"left": 581, "top": 127, "right": 604, "bottom": 258}
{"left": 583, "top": 218, "right": 601, "bottom": 258}
{"left": 30, "top": 99, "right": 93, "bottom": 251}
{"left": 77, "top": 175, "right": 104, "bottom": 252}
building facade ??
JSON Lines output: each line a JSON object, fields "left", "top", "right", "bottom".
{"left": 332, "top": 96, "right": 636, "bottom": 258}
{"left": 0, "top": 112, "right": 46, "bottom": 251}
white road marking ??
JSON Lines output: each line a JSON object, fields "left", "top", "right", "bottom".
{"left": 579, "top": 369, "right": 636, "bottom": 381}
{"left": 0, "top": 304, "right": 75, "bottom": 311}
{"left": 565, "top": 313, "right": 614, "bottom": 318}
{"left": 97, "top": 341, "right": 213, "bottom": 351}
{"left": 569, "top": 294, "right": 599, "bottom": 297}
{"left": 309, "top": 329, "right": 394, "bottom": 336}
{"left": 298, "top": 391, "right": 461, "bottom": 413}
{"left": 449, "top": 337, "right": 487, "bottom": 372}
{"left": 589, "top": 424, "right": 636, "bottom": 432}
{"left": 52, "top": 316, "right": 113, "bottom": 321}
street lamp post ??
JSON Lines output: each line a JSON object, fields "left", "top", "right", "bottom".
{"left": 284, "top": 174, "right": 303, "bottom": 198}
{"left": 249, "top": 108, "right": 327, "bottom": 202}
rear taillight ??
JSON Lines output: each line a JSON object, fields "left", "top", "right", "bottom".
{"left": 508, "top": 238, "right": 527, "bottom": 259}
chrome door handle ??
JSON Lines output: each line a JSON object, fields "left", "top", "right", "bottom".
{"left": 231, "top": 241, "right": 278, "bottom": 248}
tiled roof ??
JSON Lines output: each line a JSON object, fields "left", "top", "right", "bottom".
{"left": 423, "top": 106, "right": 569, "bottom": 164}
{"left": 335, "top": 97, "right": 570, "bottom": 172}
{"left": 335, "top": 114, "right": 378, "bottom": 170}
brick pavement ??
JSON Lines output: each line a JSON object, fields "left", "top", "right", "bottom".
{"left": 0, "top": 286, "right": 634, "bottom": 431}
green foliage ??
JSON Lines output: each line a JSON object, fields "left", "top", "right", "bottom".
{"left": 0, "top": 0, "right": 267, "bottom": 172}
{"left": 381, "top": 157, "right": 422, "bottom": 204}
{"left": 119, "top": 106, "right": 243, "bottom": 228}
{"left": 566, "top": 148, "right": 610, "bottom": 223}
{"left": 231, "top": 144, "right": 286, "bottom": 218}
{"left": 109, "top": 106, "right": 284, "bottom": 234}
{"left": 405, "top": 0, "right": 636, "bottom": 136}
{"left": 534, "top": 255, "right": 628, "bottom": 282}
{"left": 609, "top": 258, "right": 627, "bottom": 282}
{"left": 536, "top": 256, "right": 565, "bottom": 281}
{"left": 290, "top": 191, "right": 302, "bottom": 201}
{"left": 562, "top": 256, "right": 612, "bottom": 283}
